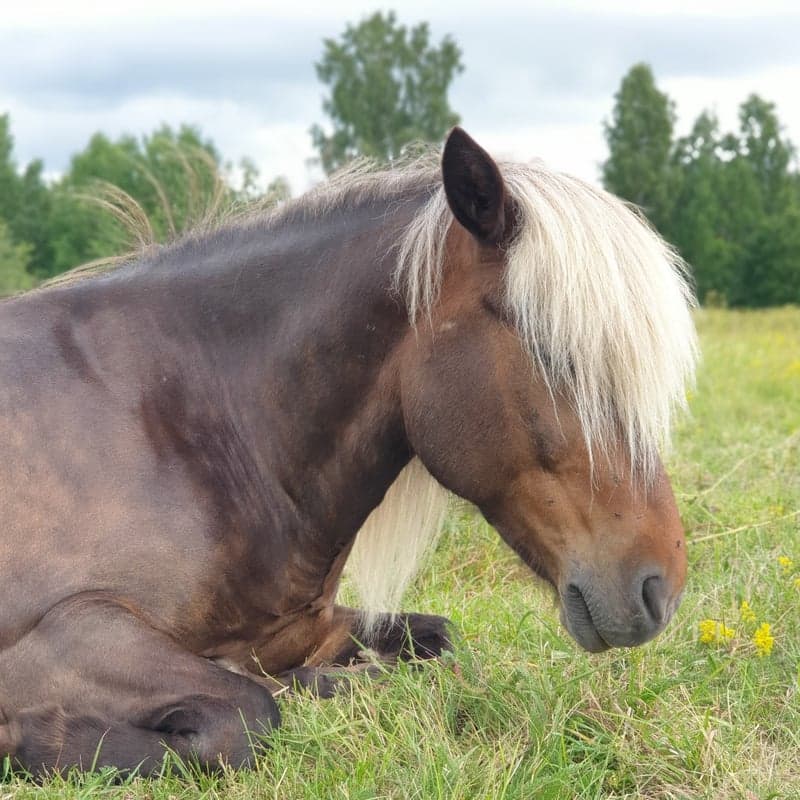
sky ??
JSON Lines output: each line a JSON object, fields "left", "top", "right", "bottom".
{"left": 1, "top": 0, "right": 799, "bottom": 194}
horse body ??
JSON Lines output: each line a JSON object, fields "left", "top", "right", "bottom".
{"left": 0, "top": 129, "right": 696, "bottom": 774}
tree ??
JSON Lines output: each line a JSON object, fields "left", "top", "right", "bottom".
{"left": 667, "top": 99, "right": 800, "bottom": 306}
{"left": 0, "top": 114, "right": 290, "bottom": 281}
{"left": 0, "top": 220, "right": 34, "bottom": 296}
{"left": 264, "top": 175, "right": 291, "bottom": 205}
{"left": 736, "top": 95, "right": 795, "bottom": 216}
{"left": 602, "top": 64, "right": 676, "bottom": 231}
{"left": 311, "top": 11, "right": 463, "bottom": 173}
{"left": 603, "top": 65, "right": 800, "bottom": 306}
{"left": 734, "top": 207, "right": 800, "bottom": 306}
{"left": 44, "top": 125, "right": 226, "bottom": 276}
{"left": 0, "top": 114, "right": 52, "bottom": 277}
{"left": 0, "top": 115, "right": 18, "bottom": 223}
{"left": 669, "top": 112, "right": 739, "bottom": 302}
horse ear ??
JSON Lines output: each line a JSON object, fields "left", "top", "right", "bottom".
{"left": 442, "top": 127, "right": 507, "bottom": 244}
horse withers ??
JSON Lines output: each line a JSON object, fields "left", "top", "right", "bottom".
{"left": 0, "top": 128, "right": 697, "bottom": 775}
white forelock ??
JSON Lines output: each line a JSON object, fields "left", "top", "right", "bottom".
{"left": 396, "top": 159, "right": 698, "bottom": 478}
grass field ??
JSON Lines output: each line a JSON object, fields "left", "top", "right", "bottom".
{"left": 5, "top": 307, "right": 800, "bottom": 799}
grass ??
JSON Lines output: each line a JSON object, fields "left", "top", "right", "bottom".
{"left": 5, "top": 307, "right": 800, "bottom": 799}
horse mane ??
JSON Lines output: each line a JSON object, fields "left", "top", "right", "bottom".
{"left": 42, "top": 153, "right": 443, "bottom": 290}
{"left": 349, "top": 156, "right": 698, "bottom": 627}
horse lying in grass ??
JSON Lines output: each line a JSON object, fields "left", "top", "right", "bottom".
{"left": 0, "top": 128, "right": 697, "bottom": 775}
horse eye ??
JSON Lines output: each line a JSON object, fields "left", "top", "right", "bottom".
{"left": 481, "top": 293, "right": 507, "bottom": 321}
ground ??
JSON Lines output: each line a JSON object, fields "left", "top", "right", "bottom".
{"left": 4, "top": 307, "right": 800, "bottom": 799}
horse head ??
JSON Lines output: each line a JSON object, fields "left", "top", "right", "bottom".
{"left": 391, "top": 128, "right": 697, "bottom": 651}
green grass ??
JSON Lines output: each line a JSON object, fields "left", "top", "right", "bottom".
{"left": 6, "top": 307, "right": 800, "bottom": 799}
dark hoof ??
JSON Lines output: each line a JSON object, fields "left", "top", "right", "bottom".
{"left": 389, "top": 613, "right": 454, "bottom": 661}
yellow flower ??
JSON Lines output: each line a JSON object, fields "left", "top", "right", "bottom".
{"left": 778, "top": 555, "right": 794, "bottom": 575}
{"left": 753, "top": 623, "right": 774, "bottom": 657}
{"left": 739, "top": 600, "right": 756, "bottom": 624}
{"left": 699, "top": 619, "right": 735, "bottom": 645}
{"left": 794, "top": 577, "right": 800, "bottom": 590}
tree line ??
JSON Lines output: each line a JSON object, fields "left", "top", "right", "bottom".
{"left": 1, "top": 13, "right": 798, "bottom": 305}
{"left": 603, "top": 64, "right": 800, "bottom": 307}
{"left": 0, "top": 120, "right": 291, "bottom": 293}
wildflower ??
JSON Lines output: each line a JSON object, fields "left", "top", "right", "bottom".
{"left": 753, "top": 623, "right": 774, "bottom": 657}
{"left": 698, "top": 619, "right": 735, "bottom": 645}
{"left": 795, "top": 577, "right": 800, "bottom": 590}
{"left": 778, "top": 555, "right": 794, "bottom": 575}
{"left": 739, "top": 600, "right": 756, "bottom": 624}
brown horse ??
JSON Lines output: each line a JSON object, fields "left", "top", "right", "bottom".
{"left": 0, "top": 128, "right": 697, "bottom": 775}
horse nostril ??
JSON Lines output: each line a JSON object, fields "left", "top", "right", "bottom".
{"left": 641, "top": 575, "right": 667, "bottom": 624}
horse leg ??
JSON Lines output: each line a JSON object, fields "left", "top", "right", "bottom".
{"left": 314, "top": 606, "right": 454, "bottom": 664}
{"left": 2, "top": 597, "right": 279, "bottom": 776}
{"left": 253, "top": 606, "right": 453, "bottom": 697}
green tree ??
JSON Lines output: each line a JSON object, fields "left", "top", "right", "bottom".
{"left": 604, "top": 65, "right": 800, "bottom": 307}
{"left": 0, "top": 114, "right": 53, "bottom": 277}
{"left": 669, "top": 112, "right": 742, "bottom": 302}
{"left": 311, "top": 11, "right": 463, "bottom": 173}
{"left": 734, "top": 207, "right": 800, "bottom": 306}
{"left": 602, "top": 64, "right": 676, "bottom": 231}
{"left": 0, "top": 220, "right": 35, "bottom": 296}
{"left": 737, "top": 94, "right": 795, "bottom": 215}
{"left": 714, "top": 96, "right": 799, "bottom": 305}
{"left": 265, "top": 175, "right": 291, "bottom": 205}
{"left": 45, "top": 125, "right": 226, "bottom": 276}
{"left": 0, "top": 115, "right": 18, "bottom": 223}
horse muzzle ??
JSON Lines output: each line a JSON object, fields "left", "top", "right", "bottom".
{"left": 558, "top": 567, "right": 683, "bottom": 653}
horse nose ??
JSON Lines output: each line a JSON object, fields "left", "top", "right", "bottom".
{"left": 641, "top": 574, "right": 669, "bottom": 626}
{"left": 560, "top": 569, "right": 680, "bottom": 651}
{"left": 619, "top": 571, "right": 676, "bottom": 644}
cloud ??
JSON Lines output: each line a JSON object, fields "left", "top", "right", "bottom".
{"left": 5, "top": 9, "right": 797, "bottom": 114}
{"left": 0, "top": 17, "right": 330, "bottom": 116}
{"left": 447, "top": 10, "right": 800, "bottom": 129}
{"left": 1, "top": 3, "right": 798, "bottom": 190}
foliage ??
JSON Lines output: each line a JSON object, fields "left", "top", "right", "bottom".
{"left": 0, "top": 114, "right": 53, "bottom": 277}
{"left": 603, "top": 63, "right": 676, "bottom": 232}
{"left": 604, "top": 66, "right": 800, "bottom": 306}
{"left": 0, "top": 115, "right": 291, "bottom": 280}
{"left": 0, "top": 220, "right": 34, "bottom": 295}
{"left": 310, "top": 11, "right": 463, "bottom": 173}
{"left": 44, "top": 125, "right": 228, "bottom": 277}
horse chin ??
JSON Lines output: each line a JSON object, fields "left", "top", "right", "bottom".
{"left": 559, "top": 588, "right": 612, "bottom": 653}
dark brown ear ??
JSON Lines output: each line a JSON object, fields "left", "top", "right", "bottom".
{"left": 442, "top": 127, "right": 507, "bottom": 244}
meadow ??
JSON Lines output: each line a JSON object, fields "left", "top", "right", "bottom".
{"left": 5, "top": 307, "right": 800, "bottom": 799}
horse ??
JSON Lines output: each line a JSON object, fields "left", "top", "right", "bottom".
{"left": 0, "top": 127, "right": 697, "bottom": 776}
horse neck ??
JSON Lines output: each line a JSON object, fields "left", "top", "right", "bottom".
{"left": 130, "top": 192, "right": 429, "bottom": 551}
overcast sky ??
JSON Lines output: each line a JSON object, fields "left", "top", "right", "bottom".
{"left": 1, "top": 0, "right": 798, "bottom": 193}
